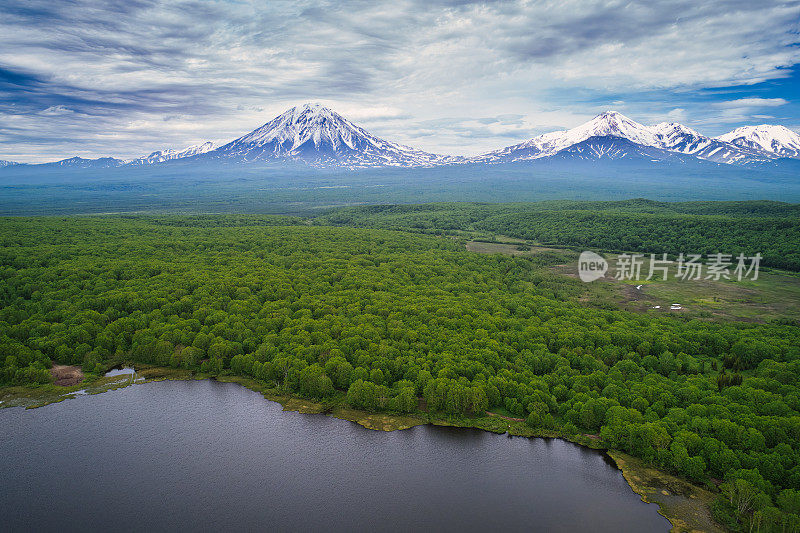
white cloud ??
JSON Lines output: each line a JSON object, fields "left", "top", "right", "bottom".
{"left": 713, "top": 98, "right": 788, "bottom": 108}
{"left": 39, "top": 105, "right": 75, "bottom": 115}
{"left": 0, "top": 0, "right": 798, "bottom": 161}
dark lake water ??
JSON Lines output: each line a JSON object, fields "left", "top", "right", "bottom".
{"left": 0, "top": 380, "right": 669, "bottom": 532}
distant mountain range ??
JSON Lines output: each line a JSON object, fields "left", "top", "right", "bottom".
{"left": 36, "top": 156, "right": 127, "bottom": 169}
{"left": 3, "top": 104, "right": 800, "bottom": 170}
{"left": 128, "top": 141, "right": 216, "bottom": 165}
{"left": 472, "top": 111, "right": 779, "bottom": 166}
{"left": 718, "top": 125, "right": 800, "bottom": 159}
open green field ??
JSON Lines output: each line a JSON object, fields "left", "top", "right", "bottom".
{"left": 618, "top": 270, "right": 800, "bottom": 323}
{"left": 466, "top": 240, "right": 800, "bottom": 324}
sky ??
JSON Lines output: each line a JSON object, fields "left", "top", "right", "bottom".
{"left": 1, "top": 0, "right": 799, "bottom": 163}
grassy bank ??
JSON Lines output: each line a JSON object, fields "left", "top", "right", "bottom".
{"left": 609, "top": 451, "right": 724, "bottom": 533}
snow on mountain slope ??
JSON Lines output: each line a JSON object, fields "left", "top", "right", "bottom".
{"left": 717, "top": 125, "right": 800, "bottom": 159}
{"left": 546, "top": 135, "right": 705, "bottom": 165}
{"left": 128, "top": 141, "right": 215, "bottom": 165}
{"left": 473, "top": 111, "right": 659, "bottom": 163}
{"left": 561, "top": 111, "right": 661, "bottom": 147}
{"left": 651, "top": 122, "right": 772, "bottom": 164}
{"left": 42, "top": 156, "right": 125, "bottom": 168}
{"left": 0, "top": 160, "right": 18, "bottom": 168}
{"left": 473, "top": 111, "right": 772, "bottom": 165}
{"left": 207, "top": 103, "right": 459, "bottom": 168}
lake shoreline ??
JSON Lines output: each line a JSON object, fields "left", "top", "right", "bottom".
{"left": 1, "top": 364, "right": 724, "bottom": 532}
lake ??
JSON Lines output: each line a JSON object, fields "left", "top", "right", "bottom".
{"left": 0, "top": 379, "right": 669, "bottom": 532}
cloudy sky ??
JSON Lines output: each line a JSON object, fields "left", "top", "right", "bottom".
{"left": 1, "top": 0, "right": 799, "bottom": 162}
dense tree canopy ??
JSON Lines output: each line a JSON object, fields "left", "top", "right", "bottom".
{"left": 1, "top": 213, "right": 799, "bottom": 531}
{"left": 316, "top": 200, "right": 800, "bottom": 270}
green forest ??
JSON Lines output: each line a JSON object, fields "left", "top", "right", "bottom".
{"left": 2, "top": 205, "right": 800, "bottom": 532}
{"left": 316, "top": 199, "right": 800, "bottom": 270}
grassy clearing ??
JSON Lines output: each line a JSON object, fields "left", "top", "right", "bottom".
{"left": 623, "top": 270, "right": 800, "bottom": 322}
{"left": 465, "top": 242, "right": 800, "bottom": 324}
{"left": 609, "top": 451, "right": 724, "bottom": 533}
{"left": 592, "top": 256, "right": 800, "bottom": 323}
{"left": 465, "top": 240, "right": 800, "bottom": 323}
{"left": 465, "top": 240, "right": 567, "bottom": 256}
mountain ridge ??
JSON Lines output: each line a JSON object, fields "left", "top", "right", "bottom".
{"left": 3, "top": 104, "right": 799, "bottom": 170}
{"left": 127, "top": 141, "right": 216, "bottom": 165}
{"left": 717, "top": 125, "right": 800, "bottom": 159}
{"left": 473, "top": 111, "right": 781, "bottom": 166}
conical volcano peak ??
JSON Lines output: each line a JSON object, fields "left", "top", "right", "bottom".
{"left": 297, "top": 102, "right": 326, "bottom": 112}
{"left": 232, "top": 103, "right": 365, "bottom": 149}
{"left": 558, "top": 111, "right": 659, "bottom": 148}
{"left": 284, "top": 102, "right": 339, "bottom": 122}
{"left": 586, "top": 110, "right": 646, "bottom": 130}
{"left": 595, "top": 110, "right": 626, "bottom": 119}
{"left": 209, "top": 103, "right": 457, "bottom": 167}
{"left": 589, "top": 111, "right": 641, "bottom": 127}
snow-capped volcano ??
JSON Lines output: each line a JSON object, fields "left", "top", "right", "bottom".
{"left": 473, "top": 111, "right": 775, "bottom": 165}
{"left": 129, "top": 141, "right": 215, "bottom": 165}
{"left": 564, "top": 111, "right": 661, "bottom": 147}
{"left": 472, "top": 111, "right": 660, "bottom": 163}
{"left": 207, "top": 103, "right": 457, "bottom": 167}
{"left": 717, "top": 125, "right": 800, "bottom": 159}
{"left": 651, "top": 122, "right": 772, "bottom": 164}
